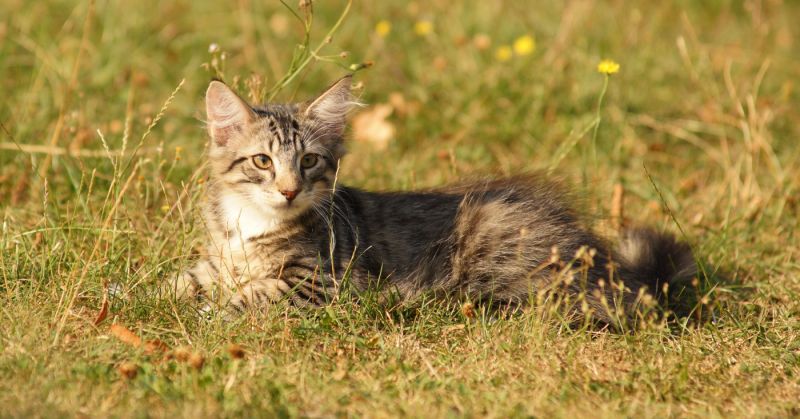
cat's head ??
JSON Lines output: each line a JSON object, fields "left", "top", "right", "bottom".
{"left": 204, "top": 76, "right": 355, "bottom": 221}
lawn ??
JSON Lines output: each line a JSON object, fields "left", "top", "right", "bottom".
{"left": 1, "top": 0, "right": 799, "bottom": 417}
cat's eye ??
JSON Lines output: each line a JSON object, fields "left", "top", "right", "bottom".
{"left": 252, "top": 154, "right": 273, "bottom": 170}
{"left": 300, "top": 154, "right": 319, "bottom": 169}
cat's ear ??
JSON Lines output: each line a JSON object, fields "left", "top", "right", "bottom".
{"left": 303, "top": 75, "right": 356, "bottom": 137}
{"left": 205, "top": 81, "right": 256, "bottom": 147}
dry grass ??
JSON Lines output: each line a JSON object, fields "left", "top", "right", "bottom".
{"left": 1, "top": 0, "right": 799, "bottom": 417}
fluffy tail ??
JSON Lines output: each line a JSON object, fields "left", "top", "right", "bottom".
{"left": 617, "top": 228, "right": 698, "bottom": 314}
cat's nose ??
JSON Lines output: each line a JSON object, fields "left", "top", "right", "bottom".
{"left": 279, "top": 189, "right": 301, "bottom": 202}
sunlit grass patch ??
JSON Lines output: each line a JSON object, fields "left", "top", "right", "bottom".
{"left": 0, "top": 0, "right": 798, "bottom": 417}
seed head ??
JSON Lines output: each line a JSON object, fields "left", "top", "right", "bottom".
{"left": 117, "top": 362, "right": 138, "bottom": 380}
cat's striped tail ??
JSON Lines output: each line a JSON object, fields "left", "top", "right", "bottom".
{"left": 617, "top": 227, "right": 698, "bottom": 314}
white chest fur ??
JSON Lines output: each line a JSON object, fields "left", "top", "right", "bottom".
{"left": 198, "top": 193, "right": 275, "bottom": 287}
{"left": 204, "top": 192, "right": 298, "bottom": 290}
{"left": 219, "top": 192, "right": 283, "bottom": 241}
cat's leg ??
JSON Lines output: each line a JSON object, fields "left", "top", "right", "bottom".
{"left": 225, "top": 280, "right": 283, "bottom": 314}
{"left": 225, "top": 274, "right": 337, "bottom": 313}
{"left": 168, "top": 258, "right": 219, "bottom": 300}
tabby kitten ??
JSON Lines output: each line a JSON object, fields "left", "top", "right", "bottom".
{"left": 172, "top": 75, "right": 697, "bottom": 325}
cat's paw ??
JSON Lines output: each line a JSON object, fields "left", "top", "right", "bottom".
{"left": 223, "top": 294, "right": 248, "bottom": 317}
{"left": 222, "top": 283, "right": 277, "bottom": 318}
{"left": 164, "top": 271, "right": 204, "bottom": 300}
{"left": 192, "top": 298, "right": 243, "bottom": 323}
{"left": 197, "top": 302, "right": 218, "bottom": 321}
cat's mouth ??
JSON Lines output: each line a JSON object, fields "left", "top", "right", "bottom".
{"left": 275, "top": 195, "right": 308, "bottom": 211}
{"left": 266, "top": 189, "right": 316, "bottom": 213}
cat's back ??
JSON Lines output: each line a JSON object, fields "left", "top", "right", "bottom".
{"left": 333, "top": 186, "right": 462, "bottom": 272}
{"left": 331, "top": 174, "right": 591, "bottom": 297}
{"left": 337, "top": 174, "right": 578, "bottom": 235}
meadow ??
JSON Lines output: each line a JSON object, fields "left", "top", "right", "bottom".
{"left": 1, "top": 0, "right": 799, "bottom": 417}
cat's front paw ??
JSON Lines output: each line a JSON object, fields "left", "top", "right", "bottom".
{"left": 164, "top": 271, "right": 205, "bottom": 300}
{"left": 224, "top": 293, "right": 251, "bottom": 316}
{"left": 223, "top": 282, "right": 278, "bottom": 316}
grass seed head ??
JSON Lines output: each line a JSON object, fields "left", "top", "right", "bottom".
{"left": 117, "top": 362, "right": 138, "bottom": 380}
{"left": 227, "top": 344, "right": 246, "bottom": 359}
{"left": 189, "top": 352, "right": 205, "bottom": 370}
{"left": 173, "top": 346, "right": 192, "bottom": 362}
{"left": 461, "top": 302, "right": 476, "bottom": 319}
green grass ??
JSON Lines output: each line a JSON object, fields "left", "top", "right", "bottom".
{"left": 1, "top": 0, "right": 799, "bottom": 417}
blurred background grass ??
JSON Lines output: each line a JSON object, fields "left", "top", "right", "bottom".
{"left": 0, "top": 0, "right": 799, "bottom": 416}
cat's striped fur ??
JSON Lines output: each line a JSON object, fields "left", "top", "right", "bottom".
{"left": 171, "top": 76, "right": 697, "bottom": 325}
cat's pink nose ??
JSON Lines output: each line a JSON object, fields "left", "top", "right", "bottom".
{"left": 280, "top": 189, "right": 301, "bottom": 202}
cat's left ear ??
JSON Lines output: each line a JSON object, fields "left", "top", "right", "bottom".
{"left": 303, "top": 75, "right": 356, "bottom": 137}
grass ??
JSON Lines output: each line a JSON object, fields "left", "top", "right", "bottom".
{"left": 1, "top": 0, "right": 799, "bottom": 417}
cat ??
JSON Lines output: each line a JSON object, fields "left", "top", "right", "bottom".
{"left": 170, "top": 75, "right": 697, "bottom": 326}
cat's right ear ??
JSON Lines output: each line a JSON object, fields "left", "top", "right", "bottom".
{"left": 205, "top": 81, "right": 256, "bottom": 147}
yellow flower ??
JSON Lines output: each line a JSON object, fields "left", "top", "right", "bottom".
{"left": 513, "top": 35, "right": 536, "bottom": 56}
{"left": 414, "top": 20, "right": 432, "bottom": 36}
{"left": 375, "top": 20, "right": 391, "bottom": 37}
{"left": 495, "top": 45, "right": 512, "bottom": 62}
{"left": 160, "top": 205, "right": 170, "bottom": 213}
{"left": 597, "top": 59, "right": 620, "bottom": 75}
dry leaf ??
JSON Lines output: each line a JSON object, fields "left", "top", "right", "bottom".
{"left": 352, "top": 104, "right": 395, "bottom": 150}
{"left": 93, "top": 282, "right": 109, "bottom": 326}
{"left": 110, "top": 324, "right": 142, "bottom": 348}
